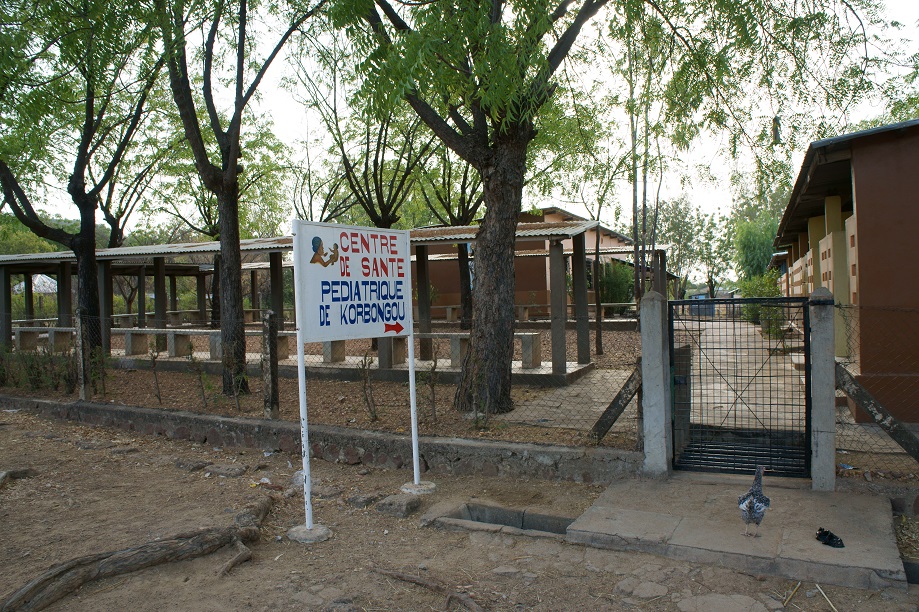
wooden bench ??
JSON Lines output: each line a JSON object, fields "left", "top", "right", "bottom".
{"left": 13, "top": 327, "right": 74, "bottom": 352}
{"left": 415, "top": 332, "right": 542, "bottom": 369}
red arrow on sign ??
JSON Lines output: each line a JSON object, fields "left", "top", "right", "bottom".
{"left": 384, "top": 322, "right": 404, "bottom": 334}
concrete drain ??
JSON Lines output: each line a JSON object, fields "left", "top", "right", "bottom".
{"left": 424, "top": 502, "right": 574, "bottom": 538}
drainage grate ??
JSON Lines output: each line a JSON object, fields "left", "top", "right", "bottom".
{"left": 675, "top": 440, "right": 807, "bottom": 477}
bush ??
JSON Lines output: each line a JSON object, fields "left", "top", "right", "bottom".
{"left": 739, "top": 270, "right": 784, "bottom": 336}
{"left": 597, "top": 261, "right": 634, "bottom": 314}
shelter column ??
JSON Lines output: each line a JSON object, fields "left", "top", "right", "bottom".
{"left": 0, "top": 266, "right": 11, "bottom": 348}
{"left": 169, "top": 275, "right": 178, "bottom": 313}
{"left": 97, "top": 260, "right": 113, "bottom": 354}
{"left": 137, "top": 266, "right": 146, "bottom": 328}
{"left": 269, "top": 252, "right": 284, "bottom": 326}
{"left": 196, "top": 274, "right": 207, "bottom": 324}
{"left": 549, "top": 239, "right": 567, "bottom": 375}
{"left": 153, "top": 257, "right": 166, "bottom": 337}
{"left": 57, "top": 262, "right": 72, "bottom": 326}
{"left": 250, "top": 270, "right": 260, "bottom": 311}
{"left": 572, "top": 233, "right": 590, "bottom": 364}
{"left": 23, "top": 273, "right": 34, "bottom": 323}
{"left": 415, "top": 245, "right": 432, "bottom": 360}
{"left": 653, "top": 250, "right": 667, "bottom": 295}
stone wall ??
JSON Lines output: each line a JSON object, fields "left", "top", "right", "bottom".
{"left": 3, "top": 395, "right": 641, "bottom": 485}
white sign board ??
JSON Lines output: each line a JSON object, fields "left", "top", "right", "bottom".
{"left": 292, "top": 220, "right": 413, "bottom": 341}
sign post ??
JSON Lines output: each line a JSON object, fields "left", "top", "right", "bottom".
{"left": 287, "top": 221, "right": 433, "bottom": 543}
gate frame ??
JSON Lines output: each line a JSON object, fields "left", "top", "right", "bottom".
{"left": 666, "top": 295, "right": 812, "bottom": 478}
{"left": 640, "top": 289, "right": 837, "bottom": 489}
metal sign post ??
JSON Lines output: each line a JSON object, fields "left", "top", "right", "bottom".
{"left": 287, "top": 221, "right": 433, "bottom": 543}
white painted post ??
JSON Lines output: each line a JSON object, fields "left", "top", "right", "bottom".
{"left": 640, "top": 291, "right": 672, "bottom": 477}
{"left": 809, "top": 287, "right": 836, "bottom": 491}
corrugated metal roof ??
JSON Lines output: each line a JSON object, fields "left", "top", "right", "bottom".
{"left": 0, "top": 236, "right": 293, "bottom": 266}
{"left": 410, "top": 220, "right": 598, "bottom": 244}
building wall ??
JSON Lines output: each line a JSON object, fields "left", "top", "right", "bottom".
{"left": 850, "top": 128, "right": 919, "bottom": 422}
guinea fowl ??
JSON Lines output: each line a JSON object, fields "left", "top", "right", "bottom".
{"left": 738, "top": 465, "right": 770, "bottom": 537}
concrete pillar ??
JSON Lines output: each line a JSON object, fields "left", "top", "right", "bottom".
{"left": 415, "top": 245, "right": 432, "bottom": 360}
{"left": 57, "top": 262, "right": 72, "bottom": 326}
{"left": 0, "top": 266, "right": 11, "bottom": 348}
{"left": 824, "top": 195, "right": 843, "bottom": 233}
{"left": 549, "top": 240, "right": 567, "bottom": 375}
{"left": 137, "top": 266, "right": 146, "bottom": 328}
{"left": 23, "top": 273, "right": 34, "bottom": 322}
{"left": 97, "top": 260, "right": 113, "bottom": 354}
{"left": 640, "top": 291, "right": 672, "bottom": 477}
{"left": 269, "top": 252, "right": 284, "bottom": 325}
{"left": 572, "top": 233, "right": 590, "bottom": 364}
{"left": 809, "top": 287, "right": 836, "bottom": 491}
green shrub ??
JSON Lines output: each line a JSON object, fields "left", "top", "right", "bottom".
{"left": 597, "top": 261, "right": 634, "bottom": 313}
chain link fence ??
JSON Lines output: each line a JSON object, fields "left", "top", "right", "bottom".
{"left": 836, "top": 304, "right": 919, "bottom": 482}
{"left": 0, "top": 312, "right": 643, "bottom": 452}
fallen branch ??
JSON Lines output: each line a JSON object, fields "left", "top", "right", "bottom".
{"left": 1, "top": 496, "right": 276, "bottom": 612}
{"left": 814, "top": 583, "right": 838, "bottom": 612}
{"left": 372, "top": 566, "right": 485, "bottom": 612}
{"left": 218, "top": 539, "right": 252, "bottom": 577}
{"left": 783, "top": 581, "right": 801, "bottom": 607}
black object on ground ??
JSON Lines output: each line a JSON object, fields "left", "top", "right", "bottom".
{"left": 816, "top": 527, "right": 845, "bottom": 548}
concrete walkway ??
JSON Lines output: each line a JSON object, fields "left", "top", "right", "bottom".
{"left": 567, "top": 472, "right": 907, "bottom": 590}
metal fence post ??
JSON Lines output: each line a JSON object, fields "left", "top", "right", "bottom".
{"left": 809, "top": 287, "right": 836, "bottom": 491}
{"left": 262, "top": 310, "right": 279, "bottom": 419}
{"left": 640, "top": 291, "right": 672, "bottom": 476}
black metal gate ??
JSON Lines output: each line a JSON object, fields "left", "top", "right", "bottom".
{"left": 669, "top": 298, "right": 811, "bottom": 477}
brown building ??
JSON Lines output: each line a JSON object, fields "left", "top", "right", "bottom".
{"left": 773, "top": 118, "right": 919, "bottom": 422}
{"left": 412, "top": 206, "right": 634, "bottom": 320}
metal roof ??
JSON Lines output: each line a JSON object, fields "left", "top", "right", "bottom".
{"left": 410, "top": 220, "right": 599, "bottom": 244}
{"left": 537, "top": 206, "right": 634, "bottom": 245}
{"left": 774, "top": 118, "right": 919, "bottom": 248}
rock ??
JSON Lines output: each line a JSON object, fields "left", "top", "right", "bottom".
{"left": 615, "top": 577, "right": 639, "bottom": 595}
{"left": 375, "top": 493, "right": 421, "bottom": 518}
{"left": 632, "top": 582, "right": 667, "bottom": 599}
{"left": 346, "top": 494, "right": 381, "bottom": 509}
{"left": 491, "top": 566, "right": 520, "bottom": 577}
{"left": 205, "top": 464, "right": 247, "bottom": 478}
{"left": 677, "top": 594, "right": 767, "bottom": 612}
{"left": 312, "top": 485, "right": 343, "bottom": 499}
{"left": 357, "top": 468, "right": 370, "bottom": 476}
{"left": 175, "top": 458, "right": 210, "bottom": 472}
{"left": 806, "top": 590, "right": 817, "bottom": 598}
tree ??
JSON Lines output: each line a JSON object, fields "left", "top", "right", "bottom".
{"left": 697, "top": 211, "right": 731, "bottom": 297}
{"left": 419, "top": 147, "right": 486, "bottom": 329}
{"left": 0, "top": 0, "right": 163, "bottom": 346}
{"left": 155, "top": 0, "right": 322, "bottom": 394}
{"left": 330, "top": 0, "right": 880, "bottom": 414}
{"left": 654, "top": 196, "right": 696, "bottom": 299}
{"left": 330, "top": 0, "right": 615, "bottom": 414}
{"left": 734, "top": 213, "right": 779, "bottom": 281}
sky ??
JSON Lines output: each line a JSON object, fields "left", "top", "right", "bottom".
{"left": 29, "top": 0, "right": 919, "bottom": 233}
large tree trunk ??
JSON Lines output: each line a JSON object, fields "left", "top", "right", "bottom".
{"left": 217, "top": 189, "right": 249, "bottom": 395}
{"left": 210, "top": 253, "right": 221, "bottom": 329}
{"left": 72, "top": 196, "right": 101, "bottom": 349}
{"left": 454, "top": 130, "right": 531, "bottom": 414}
{"left": 457, "top": 244, "right": 473, "bottom": 330}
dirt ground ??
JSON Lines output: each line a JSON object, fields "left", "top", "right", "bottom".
{"left": 2, "top": 409, "right": 917, "bottom": 611}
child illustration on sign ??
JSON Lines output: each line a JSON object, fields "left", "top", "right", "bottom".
{"left": 310, "top": 236, "right": 339, "bottom": 267}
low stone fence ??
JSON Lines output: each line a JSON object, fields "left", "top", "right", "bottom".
{"left": 4, "top": 395, "right": 641, "bottom": 485}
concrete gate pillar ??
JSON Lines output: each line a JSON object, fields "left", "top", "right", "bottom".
{"left": 640, "top": 291, "right": 672, "bottom": 477}
{"left": 809, "top": 287, "right": 836, "bottom": 491}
